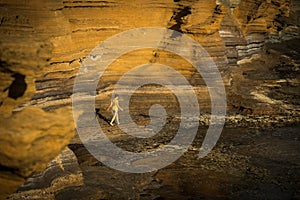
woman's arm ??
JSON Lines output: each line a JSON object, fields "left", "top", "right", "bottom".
{"left": 106, "top": 100, "right": 112, "bottom": 111}
{"left": 117, "top": 101, "right": 123, "bottom": 111}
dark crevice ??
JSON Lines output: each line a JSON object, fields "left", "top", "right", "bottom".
{"left": 208, "top": 5, "right": 223, "bottom": 25}
{"left": 0, "top": 164, "right": 17, "bottom": 174}
{"left": 0, "top": 16, "right": 5, "bottom": 25}
{"left": 274, "top": 14, "right": 285, "bottom": 31}
{"left": 0, "top": 60, "right": 14, "bottom": 74}
{"left": 0, "top": 162, "right": 27, "bottom": 178}
{"left": 50, "top": 59, "right": 76, "bottom": 66}
{"left": 72, "top": 27, "right": 117, "bottom": 33}
{"left": 232, "top": 105, "right": 254, "bottom": 114}
{"left": 8, "top": 73, "right": 27, "bottom": 100}
{"left": 169, "top": 5, "right": 191, "bottom": 37}
{"left": 213, "top": 5, "right": 222, "bottom": 15}
{"left": 31, "top": 90, "right": 73, "bottom": 101}
{"left": 247, "top": 15, "right": 252, "bottom": 23}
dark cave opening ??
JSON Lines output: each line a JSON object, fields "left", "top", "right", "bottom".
{"left": 8, "top": 73, "right": 27, "bottom": 100}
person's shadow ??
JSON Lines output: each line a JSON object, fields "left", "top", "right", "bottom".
{"left": 95, "top": 108, "right": 110, "bottom": 124}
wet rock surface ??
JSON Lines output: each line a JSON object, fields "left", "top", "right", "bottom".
{"left": 9, "top": 125, "right": 300, "bottom": 199}
{"left": 8, "top": 147, "right": 83, "bottom": 200}
{"left": 1, "top": 0, "right": 300, "bottom": 198}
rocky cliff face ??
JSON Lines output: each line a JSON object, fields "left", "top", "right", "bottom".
{"left": 0, "top": 0, "right": 299, "bottom": 198}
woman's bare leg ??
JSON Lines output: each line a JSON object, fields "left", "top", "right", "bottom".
{"left": 110, "top": 111, "right": 118, "bottom": 126}
{"left": 116, "top": 112, "right": 119, "bottom": 124}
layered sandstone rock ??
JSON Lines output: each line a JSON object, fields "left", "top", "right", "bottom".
{"left": 0, "top": 0, "right": 299, "bottom": 198}
{"left": 0, "top": 0, "right": 75, "bottom": 198}
{"left": 8, "top": 147, "right": 83, "bottom": 200}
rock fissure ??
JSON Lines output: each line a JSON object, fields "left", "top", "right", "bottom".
{"left": 0, "top": 0, "right": 299, "bottom": 199}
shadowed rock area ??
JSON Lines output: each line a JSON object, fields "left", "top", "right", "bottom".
{"left": 0, "top": 0, "right": 299, "bottom": 199}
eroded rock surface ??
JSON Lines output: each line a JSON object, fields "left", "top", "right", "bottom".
{"left": 8, "top": 147, "right": 83, "bottom": 200}
{"left": 9, "top": 126, "right": 300, "bottom": 199}
{"left": 0, "top": 0, "right": 299, "bottom": 198}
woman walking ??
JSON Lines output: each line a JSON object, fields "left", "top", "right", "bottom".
{"left": 106, "top": 94, "right": 123, "bottom": 126}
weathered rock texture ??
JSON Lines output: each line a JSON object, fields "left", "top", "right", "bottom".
{"left": 0, "top": 0, "right": 299, "bottom": 198}
{"left": 8, "top": 147, "right": 83, "bottom": 200}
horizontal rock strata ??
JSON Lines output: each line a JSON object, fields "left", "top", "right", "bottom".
{"left": 0, "top": 0, "right": 299, "bottom": 198}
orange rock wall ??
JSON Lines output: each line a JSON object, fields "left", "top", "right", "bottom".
{"left": 0, "top": 0, "right": 296, "bottom": 198}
